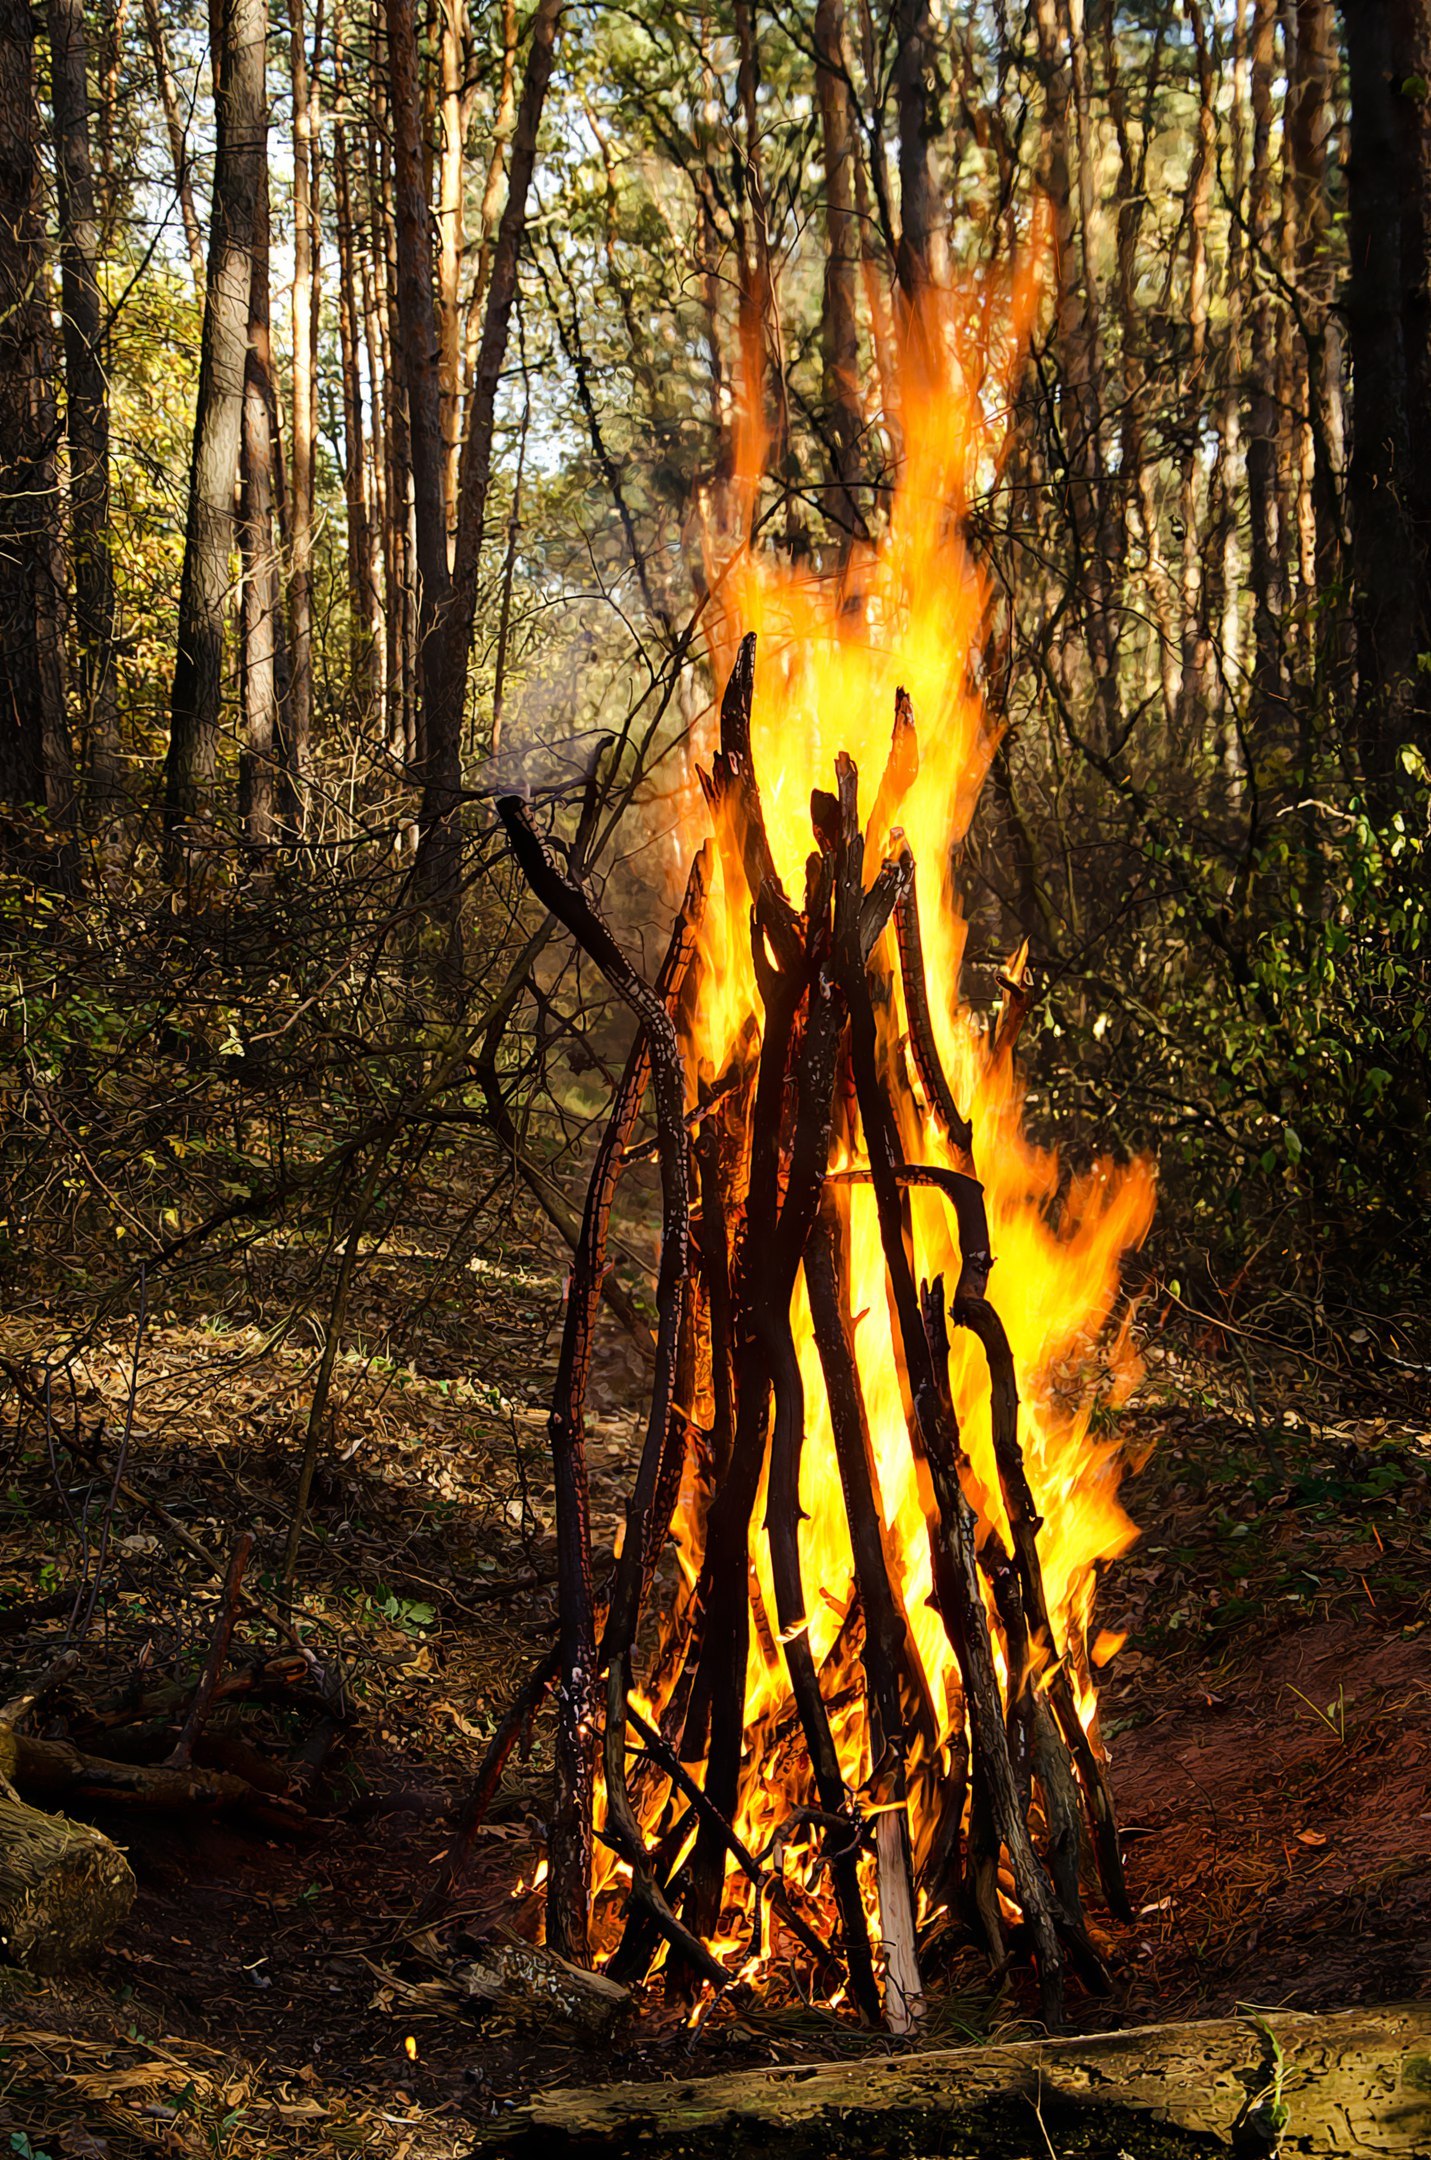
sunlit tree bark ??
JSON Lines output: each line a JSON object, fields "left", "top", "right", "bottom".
{"left": 0, "top": 0, "right": 72, "bottom": 845}
{"left": 47, "top": 0, "right": 119, "bottom": 800}
{"left": 163, "top": 0, "right": 267, "bottom": 860}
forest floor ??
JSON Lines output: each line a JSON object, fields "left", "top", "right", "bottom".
{"left": 3, "top": 1163, "right": 1431, "bottom": 2160}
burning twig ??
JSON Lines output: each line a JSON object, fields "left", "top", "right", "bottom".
{"left": 622, "top": 1699, "right": 837, "bottom": 1982}
{"left": 832, "top": 753, "right": 1067, "bottom": 2028}
{"left": 893, "top": 848, "right": 974, "bottom": 1156}
{"left": 806, "top": 1197, "right": 928, "bottom": 2030}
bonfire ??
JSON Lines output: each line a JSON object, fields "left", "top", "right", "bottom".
{"left": 494, "top": 281, "right": 1155, "bottom": 2031}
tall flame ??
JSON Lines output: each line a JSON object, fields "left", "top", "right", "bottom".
{"left": 605, "top": 268, "right": 1155, "bottom": 1974}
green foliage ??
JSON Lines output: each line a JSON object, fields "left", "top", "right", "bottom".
{"left": 1213, "top": 758, "right": 1429, "bottom": 1274}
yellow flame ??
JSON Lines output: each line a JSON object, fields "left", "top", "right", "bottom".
{"left": 605, "top": 266, "right": 1155, "bottom": 1971}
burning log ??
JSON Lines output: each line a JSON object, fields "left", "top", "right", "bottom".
{"left": 494, "top": 636, "right": 1148, "bottom": 2031}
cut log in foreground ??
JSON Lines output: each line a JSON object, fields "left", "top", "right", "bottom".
{"left": 500, "top": 2002, "right": 1431, "bottom": 2158}
{"left": 490, "top": 636, "right": 1130, "bottom": 2029}
{"left": 0, "top": 1775, "right": 135, "bottom": 1974}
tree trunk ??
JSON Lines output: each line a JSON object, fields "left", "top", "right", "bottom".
{"left": 464, "top": 0, "right": 515, "bottom": 358}
{"left": 1246, "top": 0, "right": 1288, "bottom": 738}
{"left": 287, "top": 0, "right": 318, "bottom": 818}
{"left": 892, "top": 0, "right": 945, "bottom": 307}
{"left": 1341, "top": 0, "right": 1424, "bottom": 796}
{"left": 436, "top": 0, "right": 464, "bottom": 541}
{"left": 813, "top": 0, "right": 861, "bottom": 547}
{"left": 1394, "top": 0, "right": 1431, "bottom": 748}
{"left": 421, "top": 0, "right": 561, "bottom": 913}
{"left": 333, "top": 101, "right": 379, "bottom": 721}
{"left": 732, "top": 0, "right": 790, "bottom": 501}
{"left": 162, "top": 0, "right": 268, "bottom": 861}
{"left": 47, "top": 0, "right": 120, "bottom": 805}
{"left": 238, "top": 158, "right": 287, "bottom": 847}
{"left": 0, "top": 0, "right": 72, "bottom": 847}
{"left": 385, "top": 0, "right": 452, "bottom": 859}
{"left": 1285, "top": 0, "right": 1345, "bottom": 704}
{"left": 1033, "top": 0, "right": 1119, "bottom": 752}
{"left": 140, "top": 0, "right": 205, "bottom": 287}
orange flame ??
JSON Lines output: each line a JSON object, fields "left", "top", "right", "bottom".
{"left": 601, "top": 267, "right": 1155, "bottom": 1985}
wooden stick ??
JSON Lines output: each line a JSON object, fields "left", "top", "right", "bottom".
{"left": 541, "top": 843, "right": 709, "bottom": 1963}
{"left": 600, "top": 1661, "right": 730, "bottom": 1994}
{"left": 866, "top": 685, "right": 920, "bottom": 865}
{"left": 679, "top": 909, "right": 801, "bottom": 1948}
{"left": 421, "top": 1645, "right": 558, "bottom": 1918}
{"left": 829, "top": 1157, "right": 1130, "bottom": 1922}
{"left": 699, "top": 631, "right": 802, "bottom": 970}
{"left": 758, "top": 887, "right": 881, "bottom": 2026}
{"left": 168, "top": 1530, "right": 254, "bottom": 1768}
{"left": 806, "top": 1199, "right": 927, "bottom": 2029}
{"left": 498, "top": 803, "right": 693, "bottom": 1670}
{"left": 953, "top": 1282, "right": 1131, "bottom": 1923}
{"left": 499, "top": 800, "right": 703, "bottom": 1976}
{"left": 892, "top": 847, "right": 973, "bottom": 1155}
{"left": 622, "top": 1699, "right": 837, "bottom": 1981}
{"left": 830, "top": 751, "right": 1066, "bottom": 2029}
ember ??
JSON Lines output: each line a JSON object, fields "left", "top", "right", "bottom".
{"left": 496, "top": 283, "right": 1155, "bottom": 2031}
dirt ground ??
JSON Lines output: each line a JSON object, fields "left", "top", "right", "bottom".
{"left": 3, "top": 1186, "right": 1430, "bottom": 2159}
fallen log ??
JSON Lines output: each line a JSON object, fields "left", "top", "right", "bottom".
{"left": 0, "top": 1784, "right": 135, "bottom": 1973}
{"left": 497, "top": 2002, "right": 1431, "bottom": 2158}
{"left": 0, "top": 1723, "right": 304, "bottom": 1821}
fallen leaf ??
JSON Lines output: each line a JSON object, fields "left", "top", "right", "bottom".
{"left": 1296, "top": 1828, "right": 1328, "bottom": 1846}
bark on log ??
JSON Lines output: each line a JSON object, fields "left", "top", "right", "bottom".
{"left": 1, "top": 1724, "right": 303, "bottom": 1820}
{"left": 0, "top": 1784, "right": 135, "bottom": 1972}
{"left": 501, "top": 2002, "right": 1431, "bottom": 2157}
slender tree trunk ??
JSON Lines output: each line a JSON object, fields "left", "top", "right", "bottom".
{"left": 1286, "top": 0, "right": 1345, "bottom": 695}
{"left": 1394, "top": 0, "right": 1431, "bottom": 754}
{"left": 463, "top": 0, "right": 515, "bottom": 365}
{"left": 385, "top": 0, "right": 452, "bottom": 847}
{"left": 421, "top": 0, "right": 561, "bottom": 912}
{"left": 1246, "top": 0, "right": 1288, "bottom": 737}
{"left": 1033, "top": 0, "right": 1118, "bottom": 751}
{"left": 732, "top": 0, "right": 790, "bottom": 503}
{"left": 238, "top": 158, "right": 287, "bottom": 847}
{"left": 288, "top": 0, "right": 318, "bottom": 817}
{"left": 163, "top": 0, "right": 267, "bottom": 860}
{"left": 1180, "top": 0, "right": 1217, "bottom": 733}
{"left": 437, "top": 0, "right": 464, "bottom": 542}
{"left": 892, "top": 0, "right": 945, "bottom": 307}
{"left": 139, "top": 0, "right": 205, "bottom": 287}
{"left": 372, "top": 10, "right": 416, "bottom": 771}
{"left": 0, "top": 0, "right": 72, "bottom": 845}
{"left": 96, "top": 0, "right": 124, "bottom": 213}
{"left": 47, "top": 0, "right": 119, "bottom": 801}
{"left": 333, "top": 104, "right": 378, "bottom": 720}
{"left": 1341, "top": 0, "right": 1423, "bottom": 796}
{"left": 814, "top": 0, "right": 861, "bottom": 547}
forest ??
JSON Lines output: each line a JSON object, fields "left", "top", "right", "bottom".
{"left": 2, "top": 0, "right": 1430, "bottom": 2153}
